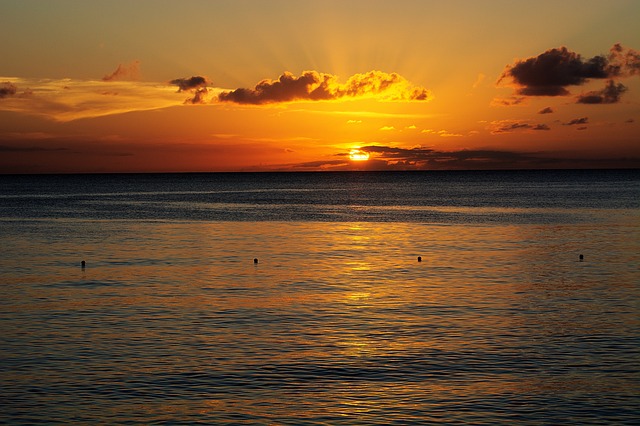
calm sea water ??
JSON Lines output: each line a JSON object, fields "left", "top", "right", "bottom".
{"left": 1, "top": 170, "right": 639, "bottom": 424}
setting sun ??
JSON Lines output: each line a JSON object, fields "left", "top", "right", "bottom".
{"left": 349, "top": 149, "right": 370, "bottom": 161}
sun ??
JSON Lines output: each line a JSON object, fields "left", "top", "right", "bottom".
{"left": 349, "top": 148, "right": 370, "bottom": 161}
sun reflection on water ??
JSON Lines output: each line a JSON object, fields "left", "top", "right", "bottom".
{"left": 2, "top": 219, "right": 638, "bottom": 424}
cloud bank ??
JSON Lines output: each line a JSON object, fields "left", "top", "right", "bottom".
{"left": 218, "top": 70, "right": 432, "bottom": 104}
{"left": 297, "top": 145, "right": 639, "bottom": 171}
{"left": 344, "top": 145, "right": 558, "bottom": 170}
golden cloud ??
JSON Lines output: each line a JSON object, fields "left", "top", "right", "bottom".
{"left": 218, "top": 70, "right": 433, "bottom": 104}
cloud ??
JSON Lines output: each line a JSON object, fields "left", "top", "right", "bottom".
{"left": 489, "top": 120, "right": 551, "bottom": 134}
{"left": 102, "top": 60, "right": 140, "bottom": 82}
{"left": 576, "top": 80, "right": 627, "bottom": 104}
{"left": 0, "top": 82, "right": 17, "bottom": 99}
{"left": 438, "top": 130, "right": 463, "bottom": 137}
{"left": 217, "top": 70, "right": 432, "bottom": 104}
{"left": 379, "top": 126, "right": 395, "bottom": 131}
{"left": 497, "top": 44, "right": 639, "bottom": 100}
{"left": 491, "top": 121, "right": 531, "bottom": 134}
{"left": 170, "top": 76, "right": 209, "bottom": 92}
{"left": 538, "top": 107, "right": 554, "bottom": 114}
{"left": 490, "top": 96, "right": 525, "bottom": 106}
{"left": 533, "top": 124, "right": 551, "bottom": 131}
{"left": 564, "top": 117, "right": 588, "bottom": 126}
{"left": 353, "top": 146, "right": 436, "bottom": 166}
{"left": 607, "top": 43, "right": 640, "bottom": 77}
{"left": 498, "top": 46, "right": 607, "bottom": 96}
{"left": 0, "top": 77, "right": 187, "bottom": 121}
{"left": 184, "top": 88, "right": 209, "bottom": 105}
{"left": 168, "top": 76, "right": 211, "bottom": 104}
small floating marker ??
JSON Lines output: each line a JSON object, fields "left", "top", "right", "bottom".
{"left": 81, "top": 260, "right": 86, "bottom": 268}
{"left": 417, "top": 256, "right": 422, "bottom": 262}
{"left": 579, "top": 254, "right": 584, "bottom": 262}
{"left": 254, "top": 258, "right": 258, "bottom": 264}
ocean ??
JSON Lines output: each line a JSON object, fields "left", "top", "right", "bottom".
{"left": 1, "top": 170, "right": 639, "bottom": 424}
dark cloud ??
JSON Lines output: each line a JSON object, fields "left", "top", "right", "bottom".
{"left": 285, "top": 147, "right": 541, "bottom": 171}
{"left": 490, "top": 120, "right": 551, "bottom": 134}
{"left": 625, "top": 118, "right": 635, "bottom": 123}
{"left": 498, "top": 44, "right": 638, "bottom": 99}
{"left": 607, "top": 43, "right": 640, "bottom": 77}
{"left": 102, "top": 60, "right": 140, "bottom": 82}
{"left": 327, "top": 145, "right": 640, "bottom": 170}
{"left": 577, "top": 80, "right": 627, "bottom": 104}
{"left": 495, "top": 122, "right": 532, "bottom": 133}
{"left": 0, "top": 82, "right": 18, "bottom": 99}
{"left": 170, "top": 76, "right": 209, "bottom": 92}
{"left": 353, "top": 145, "right": 555, "bottom": 170}
{"left": 491, "top": 96, "right": 526, "bottom": 106}
{"left": 518, "top": 86, "right": 570, "bottom": 97}
{"left": 533, "top": 124, "right": 551, "bottom": 130}
{"left": 185, "top": 88, "right": 208, "bottom": 104}
{"left": 564, "top": 117, "right": 588, "bottom": 126}
{"left": 218, "top": 70, "right": 432, "bottom": 104}
{"left": 498, "top": 46, "right": 608, "bottom": 96}
{"left": 168, "top": 76, "right": 211, "bottom": 104}
{"left": 218, "top": 71, "right": 329, "bottom": 104}
{"left": 538, "top": 107, "right": 554, "bottom": 114}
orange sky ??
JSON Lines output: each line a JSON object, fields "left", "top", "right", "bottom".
{"left": 1, "top": 0, "right": 639, "bottom": 173}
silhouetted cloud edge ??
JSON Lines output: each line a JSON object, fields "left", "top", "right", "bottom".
{"left": 218, "top": 70, "right": 433, "bottom": 104}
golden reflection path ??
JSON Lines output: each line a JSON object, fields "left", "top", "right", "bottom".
{"left": 1, "top": 219, "right": 638, "bottom": 423}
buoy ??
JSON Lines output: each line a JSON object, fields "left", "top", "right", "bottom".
{"left": 417, "top": 256, "right": 422, "bottom": 262}
{"left": 81, "top": 260, "right": 86, "bottom": 268}
{"left": 579, "top": 254, "right": 584, "bottom": 262}
{"left": 254, "top": 258, "right": 258, "bottom": 264}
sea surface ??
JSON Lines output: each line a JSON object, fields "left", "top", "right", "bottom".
{"left": 1, "top": 170, "right": 639, "bottom": 425}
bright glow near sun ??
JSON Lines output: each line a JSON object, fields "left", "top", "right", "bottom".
{"left": 349, "top": 149, "right": 370, "bottom": 161}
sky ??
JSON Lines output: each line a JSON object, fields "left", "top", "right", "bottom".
{"left": 1, "top": 0, "right": 639, "bottom": 173}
